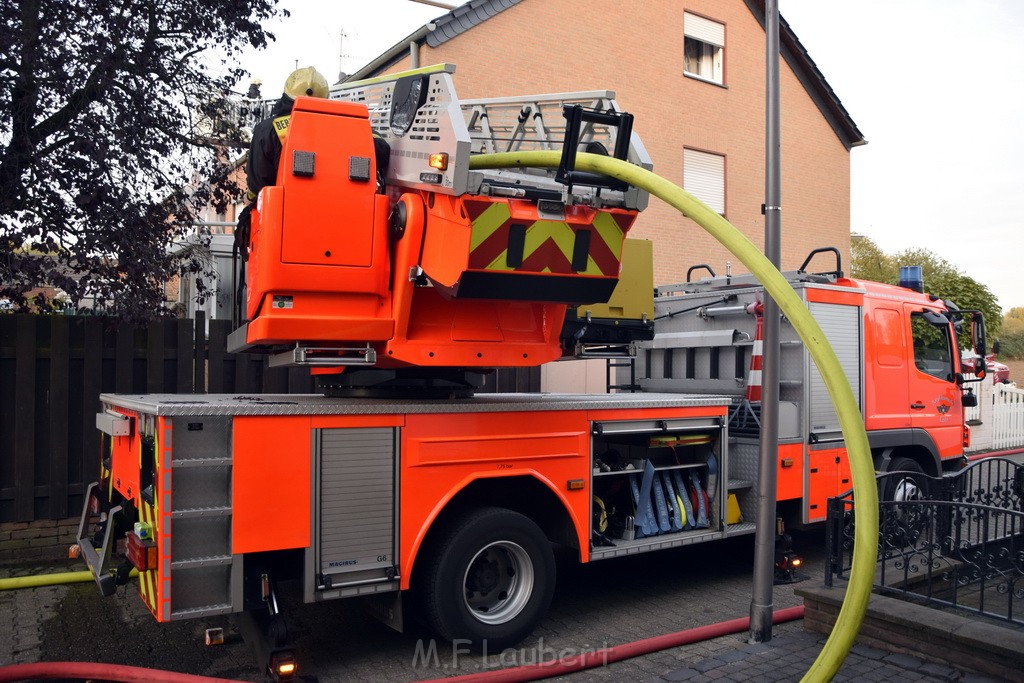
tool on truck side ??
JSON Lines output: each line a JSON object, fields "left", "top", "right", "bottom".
{"left": 227, "top": 64, "right": 654, "bottom": 395}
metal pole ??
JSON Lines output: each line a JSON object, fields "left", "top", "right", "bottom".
{"left": 750, "top": 0, "right": 782, "bottom": 644}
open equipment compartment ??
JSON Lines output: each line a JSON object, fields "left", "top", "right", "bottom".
{"left": 589, "top": 415, "right": 750, "bottom": 560}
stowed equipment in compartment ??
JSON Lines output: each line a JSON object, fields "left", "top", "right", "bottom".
{"left": 589, "top": 416, "right": 748, "bottom": 559}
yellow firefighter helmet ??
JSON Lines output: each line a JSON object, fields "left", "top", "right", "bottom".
{"left": 283, "top": 66, "right": 329, "bottom": 99}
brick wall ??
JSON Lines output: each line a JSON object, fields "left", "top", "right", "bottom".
{"left": 383, "top": 0, "right": 854, "bottom": 285}
{"left": 0, "top": 518, "right": 80, "bottom": 564}
{"left": 798, "top": 584, "right": 1024, "bottom": 681}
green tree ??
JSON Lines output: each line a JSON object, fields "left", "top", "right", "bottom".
{"left": 850, "top": 236, "right": 1002, "bottom": 339}
{"left": 0, "top": 0, "right": 283, "bottom": 320}
{"left": 999, "top": 307, "right": 1024, "bottom": 358}
{"left": 850, "top": 233, "right": 893, "bottom": 283}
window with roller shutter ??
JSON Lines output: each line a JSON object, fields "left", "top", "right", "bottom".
{"left": 684, "top": 12, "right": 725, "bottom": 84}
{"left": 683, "top": 148, "right": 726, "bottom": 215}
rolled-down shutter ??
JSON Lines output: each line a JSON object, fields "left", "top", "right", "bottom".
{"left": 683, "top": 148, "right": 725, "bottom": 214}
{"left": 684, "top": 12, "right": 725, "bottom": 47}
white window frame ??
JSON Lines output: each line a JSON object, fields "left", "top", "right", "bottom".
{"left": 684, "top": 12, "right": 725, "bottom": 85}
{"left": 683, "top": 148, "right": 726, "bottom": 215}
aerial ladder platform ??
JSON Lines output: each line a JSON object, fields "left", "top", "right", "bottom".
{"left": 229, "top": 64, "right": 654, "bottom": 378}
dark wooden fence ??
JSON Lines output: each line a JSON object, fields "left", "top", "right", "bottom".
{"left": 0, "top": 313, "right": 538, "bottom": 524}
{"left": 0, "top": 312, "right": 315, "bottom": 524}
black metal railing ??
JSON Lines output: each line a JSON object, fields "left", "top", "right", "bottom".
{"left": 826, "top": 457, "right": 1024, "bottom": 626}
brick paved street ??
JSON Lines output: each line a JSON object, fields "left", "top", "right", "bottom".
{"left": 1, "top": 525, "right": 1015, "bottom": 682}
{"left": 0, "top": 532, "right": 813, "bottom": 681}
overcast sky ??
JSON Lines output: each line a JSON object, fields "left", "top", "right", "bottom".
{"left": 236, "top": 0, "right": 1024, "bottom": 314}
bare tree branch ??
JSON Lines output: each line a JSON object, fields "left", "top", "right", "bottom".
{"left": 0, "top": 0, "right": 281, "bottom": 320}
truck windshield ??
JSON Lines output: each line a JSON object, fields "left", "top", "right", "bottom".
{"left": 911, "top": 311, "right": 954, "bottom": 382}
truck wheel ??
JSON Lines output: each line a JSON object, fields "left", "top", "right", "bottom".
{"left": 883, "top": 457, "right": 926, "bottom": 502}
{"left": 419, "top": 507, "right": 555, "bottom": 651}
{"left": 881, "top": 457, "right": 927, "bottom": 548}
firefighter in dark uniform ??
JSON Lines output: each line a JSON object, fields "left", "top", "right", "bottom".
{"left": 236, "top": 66, "right": 328, "bottom": 249}
{"left": 233, "top": 67, "right": 329, "bottom": 325}
{"left": 245, "top": 66, "right": 330, "bottom": 201}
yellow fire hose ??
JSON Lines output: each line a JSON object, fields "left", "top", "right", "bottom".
{"left": 0, "top": 571, "right": 95, "bottom": 590}
{"left": 0, "top": 568, "right": 137, "bottom": 591}
{"left": 470, "top": 151, "right": 878, "bottom": 683}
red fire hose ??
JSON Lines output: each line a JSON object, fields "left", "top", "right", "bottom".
{"left": 967, "top": 447, "right": 1024, "bottom": 461}
{"left": 0, "top": 607, "right": 804, "bottom": 683}
{"left": 434, "top": 605, "right": 806, "bottom": 683}
{"left": 0, "top": 662, "right": 245, "bottom": 683}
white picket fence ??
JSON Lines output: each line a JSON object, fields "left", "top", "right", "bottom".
{"left": 964, "top": 377, "right": 1024, "bottom": 452}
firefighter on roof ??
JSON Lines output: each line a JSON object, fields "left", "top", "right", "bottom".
{"left": 246, "top": 66, "right": 330, "bottom": 198}
{"left": 235, "top": 67, "right": 329, "bottom": 274}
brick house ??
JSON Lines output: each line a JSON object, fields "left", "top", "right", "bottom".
{"left": 349, "top": 0, "right": 864, "bottom": 287}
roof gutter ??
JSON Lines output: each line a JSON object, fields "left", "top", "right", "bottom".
{"left": 345, "top": 23, "right": 436, "bottom": 82}
{"left": 743, "top": 0, "right": 865, "bottom": 150}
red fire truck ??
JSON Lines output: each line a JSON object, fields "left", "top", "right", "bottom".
{"left": 76, "top": 65, "right": 986, "bottom": 678}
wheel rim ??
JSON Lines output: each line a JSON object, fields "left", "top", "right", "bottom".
{"left": 462, "top": 541, "right": 534, "bottom": 625}
{"left": 893, "top": 477, "right": 920, "bottom": 503}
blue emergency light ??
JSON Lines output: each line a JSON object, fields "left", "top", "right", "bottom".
{"left": 898, "top": 265, "right": 924, "bottom": 293}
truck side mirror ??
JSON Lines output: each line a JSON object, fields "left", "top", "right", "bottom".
{"left": 972, "top": 311, "right": 987, "bottom": 379}
{"left": 972, "top": 312, "right": 986, "bottom": 354}
{"left": 961, "top": 389, "right": 978, "bottom": 408}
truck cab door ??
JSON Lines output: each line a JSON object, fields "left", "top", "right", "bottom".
{"left": 865, "top": 305, "right": 911, "bottom": 431}
{"left": 906, "top": 306, "right": 963, "bottom": 457}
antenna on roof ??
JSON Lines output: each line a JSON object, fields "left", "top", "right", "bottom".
{"left": 338, "top": 29, "right": 348, "bottom": 84}
{"left": 407, "top": 0, "right": 456, "bottom": 8}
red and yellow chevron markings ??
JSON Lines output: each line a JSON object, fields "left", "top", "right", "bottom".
{"left": 135, "top": 421, "right": 168, "bottom": 619}
{"left": 465, "top": 199, "right": 635, "bottom": 276}
{"left": 137, "top": 495, "right": 159, "bottom": 617}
